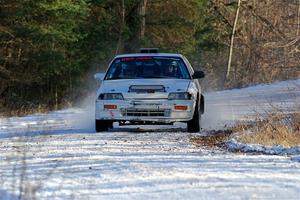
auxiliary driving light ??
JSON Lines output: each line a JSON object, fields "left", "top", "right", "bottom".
{"left": 174, "top": 105, "right": 188, "bottom": 110}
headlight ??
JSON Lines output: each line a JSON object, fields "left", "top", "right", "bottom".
{"left": 98, "top": 93, "right": 124, "bottom": 100}
{"left": 168, "top": 92, "right": 191, "bottom": 100}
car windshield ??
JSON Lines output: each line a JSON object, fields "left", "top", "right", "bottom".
{"left": 105, "top": 56, "right": 190, "bottom": 80}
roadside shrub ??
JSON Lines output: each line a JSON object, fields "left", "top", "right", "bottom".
{"left": 234, "top": 113, "right": 300, "bottom": 147}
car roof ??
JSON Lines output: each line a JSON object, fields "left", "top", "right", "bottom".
{"left": 114, "top": 53, "right": 184, "bottom": 58}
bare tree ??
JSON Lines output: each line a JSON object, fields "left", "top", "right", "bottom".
{"left": 139, "top": 0, "right": 148, "bottom": 40}
{"left": 226, "top": 0, "right": 241, "bottom": 80}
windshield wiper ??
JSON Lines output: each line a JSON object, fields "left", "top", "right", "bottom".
{"left": 107, "top": 77, "right": 139, "bottom": 80}
{"left": 142, "top": 76, "right": 174, "bottom": 78}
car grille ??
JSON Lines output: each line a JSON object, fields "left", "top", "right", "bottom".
{"left": 122, "top": 109, "right": 169, "bottom": 117}
{"left": 129, "top": 85, "right": 166, "bottom": 93}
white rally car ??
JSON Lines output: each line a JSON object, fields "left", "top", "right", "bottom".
{"left": 94, "top": 49, "right": 205, "bottom": 132}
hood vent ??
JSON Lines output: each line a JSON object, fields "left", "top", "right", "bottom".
{"left": 129, "top": 85, "right": 165, "bottom": 93}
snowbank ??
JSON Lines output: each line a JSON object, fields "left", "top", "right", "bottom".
{"left": 226, "top": 138, "right": 300, "bottom": 155}
{"left": 291, "top": 156, "right": 300, "bottom": 162}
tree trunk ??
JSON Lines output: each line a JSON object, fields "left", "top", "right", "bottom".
{"left": 226, "top": 0, "right": 241, "bottom": 80}
{"left": 297, "top": 0, "right": 300, "bottom": 37}
{"left": 115, "top": 0, "right": 125, "bottom": 54}
{"left": 139, "top": 0, "right": 148, "bottom": 40}
{"left": 0, "top": 82, "right": 8, "bottom": 96}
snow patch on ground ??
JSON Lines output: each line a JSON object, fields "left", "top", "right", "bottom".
{"left": 291, "top": 156, "right": 300, "bottom": 162}
{"left": 226, "top": 138, "right": 300, "bottom": 155}
{"left": 0, "top": 79, "right": 299, "bottom": 199}
{"left": 202, "top": 78, "right": 300, "bottom": 130}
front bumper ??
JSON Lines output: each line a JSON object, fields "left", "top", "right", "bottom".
{"left": 95, "top": 99, "right": 196, "bottom": 123}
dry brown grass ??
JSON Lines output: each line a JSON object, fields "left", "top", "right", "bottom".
{"left": 0, "top": 104, "right": 49, "bottom": 118}
{"left": 0, "top": 102, "right": 72, "bottom": 117}
{"left": 234, "top": 113, "right": 300, "bottom": 147}
{"left": 191, "top": 130, "right": 233, "bottom": 147}
{"left": 191, "top": 113, "right": 300, "bottom": 149}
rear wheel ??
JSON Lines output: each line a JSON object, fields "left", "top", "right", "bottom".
{"left": 95, "top": 120, "right": 112, "bottom": 132}
{"left": 187, "top": 104, "right": 201, "bottom": 133}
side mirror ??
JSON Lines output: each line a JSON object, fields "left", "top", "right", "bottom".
{"left": 94, "top": 73, "right": 105, "bottom": 81}
{"left": 192, "top": 71, "right": 205, "bottom": 79}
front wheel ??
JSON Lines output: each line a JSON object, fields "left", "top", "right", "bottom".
{"left": 187, "top": 105, "right": 201, "bottom": 133}
{"left": 95, "top": 120, "right": 112, "bottom": 132}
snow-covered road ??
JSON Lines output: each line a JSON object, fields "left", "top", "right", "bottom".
{"left": 0, "top": 79, "right": 299, "bottom": 199}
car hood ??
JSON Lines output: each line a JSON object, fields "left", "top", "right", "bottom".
{"left": 100, "top": 79, "right": 191, "bottom": 99}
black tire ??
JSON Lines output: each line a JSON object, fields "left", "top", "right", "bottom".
{"left": 95, "top": 120, "right": 112, "bottom": 132}
{"left": 187, "top": 104, "right": 201, "bottom": 133}
{"left": 200, "top": 94, "right": 205, "bottom": 114}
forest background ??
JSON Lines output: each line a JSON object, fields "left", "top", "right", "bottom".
{"left": 0, "top": 0, "right": 299, "bottom": 113}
